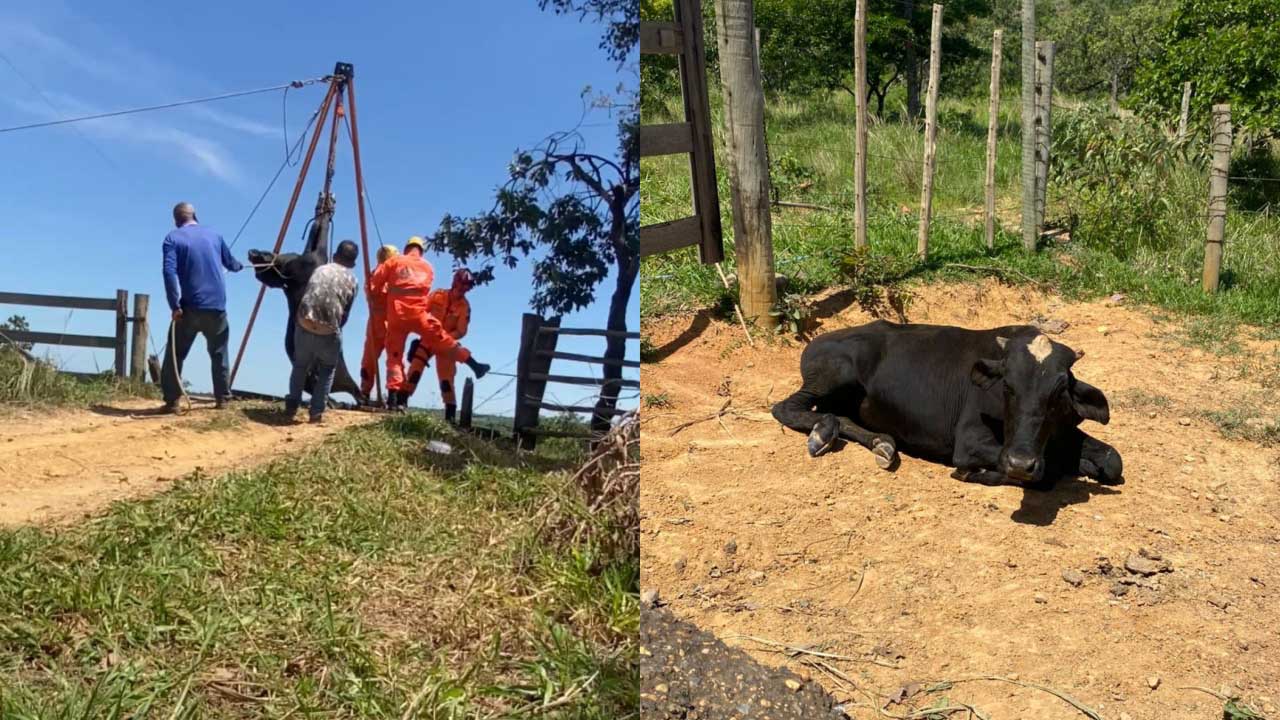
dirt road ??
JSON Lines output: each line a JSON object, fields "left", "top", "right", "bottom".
{"left": 641, "top": 281, "right": 1280, "bottom": 719}
{"left": 0, "top": 399, "right": 375, "bottom": 526}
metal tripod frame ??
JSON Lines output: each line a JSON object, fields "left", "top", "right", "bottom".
{"left": 228, "top": 62, "right": 380, "bottom": 404}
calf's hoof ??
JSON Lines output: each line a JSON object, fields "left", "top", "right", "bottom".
{"left": 871, "top": 437, "right": 897, "bottom": 470}
{"left": 807, "top": 415, "right": 839, "bottom": 457}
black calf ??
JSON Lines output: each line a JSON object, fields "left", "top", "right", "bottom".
{"left": 771, "top": 320, "right": 1123, "bottom": 488}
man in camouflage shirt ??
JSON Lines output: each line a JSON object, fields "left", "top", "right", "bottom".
{"left": 286, "top": 240, "right": 359, "bottom": 423}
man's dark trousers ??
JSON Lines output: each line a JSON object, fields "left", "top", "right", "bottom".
{"left": 161, "top": 309, "right": 230, "bottom": 403}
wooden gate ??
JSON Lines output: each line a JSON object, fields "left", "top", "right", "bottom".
{"left": 640, "top": 0, "right": 725, "bottom": 263}
{"left": 513, "top": 313, "right": 640, "bottom": 449}
{"left": 0, "top": 290, "right": 149, "bottom": 380}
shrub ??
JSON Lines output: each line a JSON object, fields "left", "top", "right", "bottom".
{"left": 1050, "top": 105, "right": 1204, "bottom": 257}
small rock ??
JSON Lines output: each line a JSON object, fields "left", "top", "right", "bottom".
{"left": 1119, "top": 712, "right": 1133, "bottom": 720}
{"left": 1191, "top": 491, "right": 1199, "bottom": 499}
{"left": 1178, "top": 417, "right": 1192, "bottom": 426}
{"left": 759, "top": 698, "right": 772, "bottom": 708}
{"left": 708, "top": 566, "right": 722, "bottom": 579}
{"left": 1062, "top": 569, "right": 1085, "bottom": 587}
{"left": 1110, "top": 582, "right": 1130, "bottom": 597}
{"left": 673, "top": 557, "right": 687, "bottom": 574}
{"left": 640, "top": 588, "right": 660, "bottom": 608}
{"left": 1183, "top": 454, "right": 1196, "bottom": 463}
{"left": 1034, "top": 592, "right": 1048, "bottom": 604}
{"left": 1148, "top": 676, "right": 1161, "bottom": 690}
{"left": 654, "top": 683, "right": 669, "bottom": 693}
{"left": 748, "top": 570, "right": 767, "bottom": 582}
{"left": 1205, "top": 492, "right": 1217, "bottom": 501}
{"left": 1125, "top": 554, "right": 1166, "bottom": 576}
{"left": 1208, "top": 594, "right": 1231, "bottom": 610}
{"left": 785, "top": 679, "right": 802, "bottom": 691}
{"left": 1097, "top": 325, "right": 1110, "bottom": 335}
{"left": 723, "top": 539, "right": 738, "bottom": 556}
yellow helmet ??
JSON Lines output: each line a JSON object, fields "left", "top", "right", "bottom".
{"left": 376, "top": 244, "right": 398, "bottom": 263}
{"left": 405, "top": 236, "right": 425, "bottom": 252}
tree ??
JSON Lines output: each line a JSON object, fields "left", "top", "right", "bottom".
{"left": 429, "top": 2, "right": 638, "bottom": 435}
{"left": 0, "top": 315, "right": 33, "bottom": 353}
{"left": 752, "top": 0, "right": 988, "bottom": 118}
{"left": 1129, "top": 0, "right": 1280, "bottom": 136}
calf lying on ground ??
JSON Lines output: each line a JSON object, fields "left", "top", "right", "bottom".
{"left": 771, "top": 320, "right": 1123, "bottom": 488}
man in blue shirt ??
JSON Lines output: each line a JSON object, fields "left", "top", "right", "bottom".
{"left": 160, "top": 202, "right": 244, "bottom": 412}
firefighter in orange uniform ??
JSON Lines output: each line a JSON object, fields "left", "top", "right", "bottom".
{"left": 401, "top": 268, "right": 474, "bottom": 423}
{"left": 359, "top": 244, "right": 398, "bottom": 400}
{"left": 368, "top": 236, "right": 489, "bottom": 409}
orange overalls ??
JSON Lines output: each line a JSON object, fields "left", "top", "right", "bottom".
{"left": 403, "top": 288, "right": 470, "bottom": 404}
{"left": 358, "top": 273, "right": 391, "bottom": 397}
{"left": 368, "top": 252, "right": 470, "bottom": 393}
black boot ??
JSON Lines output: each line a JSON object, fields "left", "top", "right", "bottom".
{"left": 385, "top": 390, "right": 400, "bottom": 410}
{"left": 465, "top": 357, "right": 490, "bottom": 379}
{"left": 444, "top": 403, "right": 457, "bottom": 424}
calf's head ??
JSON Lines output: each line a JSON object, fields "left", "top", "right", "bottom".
{"left": 971, "top": 333, "right": 1109, "bottom": 483}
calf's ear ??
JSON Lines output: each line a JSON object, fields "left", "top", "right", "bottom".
{"left": 1069, "top": 377, "right": 1110, "bottom": 424}
{"left": 970, "top": 359, "right": 1004, "bottom": 389}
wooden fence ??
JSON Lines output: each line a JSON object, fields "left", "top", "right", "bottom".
{"left": 0, "top": 290, "right": 149, "bottom": 380}
{"left": 512, "top": 313, "right": 639, "bottom": 449}
{"left": 639, "top": 0, "right": 725, "bottom": 263}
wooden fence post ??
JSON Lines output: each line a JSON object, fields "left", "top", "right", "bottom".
{"left": 1033, "top": 40, "right": 1056, "bottom": 236}
{"left": 916, "top": 3, "right": 942, "bottom": 260}
{"left": 984, "top": 29, "right": 1003, "bottom": 250}
{"left": 130, "top": 293, "right": 149, "bottom": 382}
{"left": 1020, "top": 0, "right": 1037, "bottom": 251}
{"left": 459, "top": 377, "right": 474, "bottom": 430}
{"left": 113, "top": 289, "right": 128, "bottom": 378}
{"left": 715, "top": 0, "right": 777, "bottom": 329}
{"left": 1178, "top": 81, "right": 1192, "bottom": 141}
{"left": 853, "top": 0, "right": 868, "bottom": 249}
{"left": 1204, "top": 104, "right": 1231, "bottom": 293}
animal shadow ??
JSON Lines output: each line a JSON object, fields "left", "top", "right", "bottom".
{"left": 1009, "top": 476, "right": 1121, "bottom": 526}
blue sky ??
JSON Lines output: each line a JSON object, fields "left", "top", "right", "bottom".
{"left": 0, "top": 0, "right": 638, "bottom": 416}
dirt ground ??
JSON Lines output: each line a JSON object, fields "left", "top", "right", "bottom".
{"left": 0, "top": 398, "right": 374, "bottom": 526}
{"left": 641, "top": 280, "right": 1280, "bottom": 720}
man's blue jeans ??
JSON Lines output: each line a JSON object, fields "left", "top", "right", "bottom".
{"left": 161, "top": 309, "right": 229, "bottom": 403}
{"left": 287, "top": 323, "right": 340, "bottom": 418}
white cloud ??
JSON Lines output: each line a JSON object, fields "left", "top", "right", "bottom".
{"left": 0, "top": 16, "right": 282, "bottom": 142}
{"left": 8, "top": 92, "right": 243, "bottom": 185}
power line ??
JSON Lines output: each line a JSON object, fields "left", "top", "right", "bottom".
{"left": 0, "top": 76, "right": 328, "bottom": 135}
{"left": 0, "top": 49, "right": 125, "bottom": 176}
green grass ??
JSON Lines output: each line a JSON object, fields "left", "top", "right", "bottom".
{"left": 642, "top": 91, "right": 1280, "bottom": 329}
{"left": 0, "top": 349, "right": 157, "bottom": 407}
{"left": 0, "top": 415, "right": 636, "bottom": 718}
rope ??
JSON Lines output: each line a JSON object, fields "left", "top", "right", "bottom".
{"left": 169, "top": 319, "right": 192, "bottom": 413}
{"left": 227, "top": 104, "right": 324, "bottom": 251}
{"left": 341, "top": 116, "right": 385, "bottom": 246}
{"left": 0, "top": 76, "right": 329, "bottom": 135}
